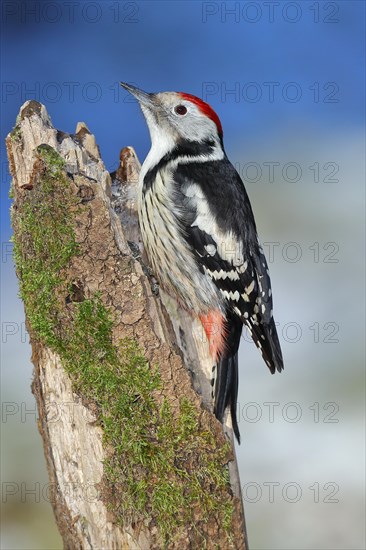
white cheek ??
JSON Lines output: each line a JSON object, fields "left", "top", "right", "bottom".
{"left": 181, "top": 116, "right": 216, "bottom": 141}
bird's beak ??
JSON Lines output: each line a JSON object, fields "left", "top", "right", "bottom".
{"left": 120, "top": 82, "right": 154, "bottom": 107}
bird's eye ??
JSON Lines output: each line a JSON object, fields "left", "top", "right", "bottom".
{"left": 174, "top": 105, "right": 188, "bottom": 116}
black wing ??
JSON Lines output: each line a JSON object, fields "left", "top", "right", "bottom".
{"left": 174, "top": 157, "right": 284, "bottom": 374}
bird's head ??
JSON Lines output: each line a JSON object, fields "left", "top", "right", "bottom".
{"left": 120, "top": 83, "right": 223, "bottom": 153}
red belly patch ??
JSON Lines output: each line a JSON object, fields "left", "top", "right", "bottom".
{"left": 199, "top": 310, "right": 227, "bottom": 360}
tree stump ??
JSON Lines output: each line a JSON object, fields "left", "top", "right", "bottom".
{"left": 6, "top": 100, "right": 247, "bottom": 549}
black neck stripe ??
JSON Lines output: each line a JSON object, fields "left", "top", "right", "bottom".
{"left": 143, "top": 139, "right": 216, "bottom": 194}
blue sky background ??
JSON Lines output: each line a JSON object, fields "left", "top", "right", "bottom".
{"left": 1, "top": 1, "right": 365, "bottom": 549}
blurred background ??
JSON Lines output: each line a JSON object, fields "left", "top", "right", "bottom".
{"left": 1, "top": 1, "right": 365, "bottom": 548}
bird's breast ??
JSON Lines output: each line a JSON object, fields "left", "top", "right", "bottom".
{"left": 138, "top": 167, "right": 220, "bottom": 313}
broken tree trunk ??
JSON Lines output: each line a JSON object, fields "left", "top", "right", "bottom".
{"left": 6, "top": 101, "right": 248, "bottom": 549}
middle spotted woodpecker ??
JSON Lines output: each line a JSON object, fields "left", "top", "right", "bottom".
{"left": 121, "top": 83, "right": 284, "bottom": 443}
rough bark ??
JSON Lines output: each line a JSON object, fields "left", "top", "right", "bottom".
{"left": 6, "top": 101, "right": 248, "bottom": 549}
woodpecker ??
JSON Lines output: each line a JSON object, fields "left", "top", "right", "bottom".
{"left": 120, "top": 83, "right": 284, "bottom": 443}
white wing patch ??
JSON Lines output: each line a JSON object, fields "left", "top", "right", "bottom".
{"left": 189, "top": 191, "right": 245, "bottom": 267}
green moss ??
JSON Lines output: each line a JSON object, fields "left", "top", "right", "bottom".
{"left": 13, "top": 144, "right": 79, "bottom": 348}
{"left": 10, "top": 125, "right": 22, "bottom": 142}
{"left": 8, "top": 182, "right": 14, "bottom": 199}
{"left": 11, "top": 143, "right": 234, "bottom": 544}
